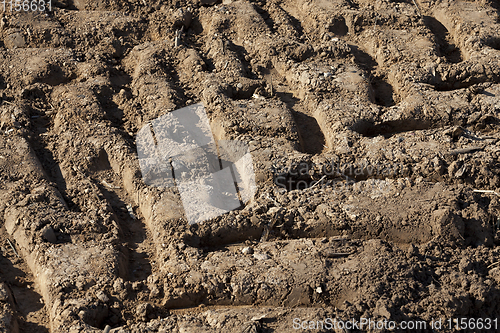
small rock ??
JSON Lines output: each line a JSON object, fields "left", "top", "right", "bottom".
{"left": 241, "top": 321, "right": 261, "bottom": 333}
{"left": 41, "top": 225, "right": 57, "bottom": 244}
{"left": 149, "top": 286, "right": 160, "bottom": 298}
{"left": 113, "top": 278, "right": 125, "bottom": 293}
{"left": 132, "top": 281, "right": 143, "bottom": 291}
{"left": 448, "top": 161, "right": 462, "bottom": 177}
{"left": 174, "top": 8, "right": 192, "bottom": 29}
{"left": 242, "top": 246, "right": 254, "bottom": 255}
{"left": 136, "top": 303, "right": 153, "bottom": 321}
{"left": 126, "top": 204, "right": 137, "bottom": 220}
{"left": 455, "top": 164, "right": 468, "bottom": 178}
{"left": 459, "top": 257, "right": 474, "bottom": 273}
{"left": 118, "top": 89, "right": 131, "bottom": 100}
{"left": 444, "top": 126, "right": 464, "bottom": 140}
{"left": 407, "top": 244, "right": 419, "bottom": 257}
{"left": 468, "top": 112, "right": 482, "bottom": 124}
{"left": 253, "top": 253, "right": 269, "bottom": 260}
{"left": 375, "top": 303, "right": 392, "bottom": 319}
{"left": 147, "top": 274, "right": 159, "bottom": 285}
{"left": 268, "top": 207, "right": 280, "bottom": 215}
{"left": 290, "top": 44, "right": 314, "bottom": 62}
{"left": 315, "top": 286, "right": 322, "bottom": 293}
{"left": 76, "top": 276, "right": 90, "bottom": 290}
{"left": 96, "top": 290, "right": 109, "bottom": 303}
{"left": 0, "top": 283, "right": 9, "bottom": 302}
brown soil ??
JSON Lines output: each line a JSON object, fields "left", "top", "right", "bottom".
{"left": 1, "top": 0, "right": 500, "bottom": 332}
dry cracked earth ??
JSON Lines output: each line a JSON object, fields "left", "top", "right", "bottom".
{"left": 1, "top": 0, "right": 500, "bottom": 332}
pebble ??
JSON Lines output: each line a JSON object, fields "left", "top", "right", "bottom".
{"left": 96, "top": 290, "right": 109, "bottom": 303}
{"left": 41, "top": 225, "right": 57, "bottom": 244}
{"left": 407, "top": 244, "right": 419, "bottom": 257}
{"left": 149, "top": 286, "right": 160, "bottom": 298}
{"left": 267, "top": 207, "right": 281, "bottom": 215}
{"left": 136, "top": 303, "right": 153, "bottom": 321}
{"left": 242, "top": 246, "right": 254, "bottom": 254}
{"left": 132, "top": 281, "right": 142, "bottom": 291}
{"left": 253, "top": 253, "right": 270, "bottom": 260}
{"left": 113, "top": 278, "right": 125, "bottom": 293}
{"left": 127, "top": 204, "right": 137, "bottom": 220}
{"left": 0, "top": 283, "right": 8, "bottom": 302}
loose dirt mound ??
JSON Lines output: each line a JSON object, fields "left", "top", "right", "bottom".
{"left": 1, "top": 0, "right": 500, "bottom": 332}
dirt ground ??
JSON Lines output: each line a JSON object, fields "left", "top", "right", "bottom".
{"left": 1, "top": 0, "right": 500, "bottom": 332}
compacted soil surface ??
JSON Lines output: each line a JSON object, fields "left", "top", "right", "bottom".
{"left": 1, "top": 0, "right": 500, "bottom": 332}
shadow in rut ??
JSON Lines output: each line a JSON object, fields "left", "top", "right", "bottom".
{"left": 99, "top": 185, "right": 153, "bottom": 282}
{"left": 92, "top": 151, "right": 152, "bottom": 282}
{"left": 29, "top": 132, "right": 78, "bottom": 211}
{"left": 350, "top": 45, "right": 396, "bottom": 107}
{"left": 251, "top": 3, "right": 276, "bottom": 34}
{"left": 485, "top": 36, "right": 500, "bottom": 51}
{"left": 423, "top": 16, "right": 463, "bottom": 63}
{"left": 354, "top": 119, "right": 431, "bottom": 138}
{"left": 0, "top": 228, "right": 49, "bottom": 332}
{"left": 276, "top": 91, "right": 325, "bottom": 155}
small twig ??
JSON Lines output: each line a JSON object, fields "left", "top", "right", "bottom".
{"left": 6, "top": 239, "right": 19, "bottom": 258}
{"left": 269, "top": 76, "right": 273, "bottom": 97}
{"left": 473, "top": 189, "right": 500, "bottom": 197}
{"left": 265, "top": 194, "right": 281, "bottom": 207}
{"left": 330, "top": 236, "right": 350, "bottom": 241}
{"left": 101, "top": 180, "right": 120, "bottom": 189}
{"left": 448, "top": 147, "right": 483, "bottom": 155}
{"left": 260, "top": 226, "right": 270, "bottom": 243}
{"left": 311, "top": 175, "right": 327, "bottom": 188}
{"left": 321, "top": 251, "right": 353, "bottom": 258}
{"left": 487, "top": 261, "right": 500, "bottom": 269}
{"left": 412, "top": 0, "right": 422, "bottom": 17}
{"left": 329, "top": 252, "right": 352, "bottom": 256}
{"left": 174, "top": 33, "right": 180, "bottom": 47}
{"left": 175, "top": 25, "right": 184, "bottom": 48}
